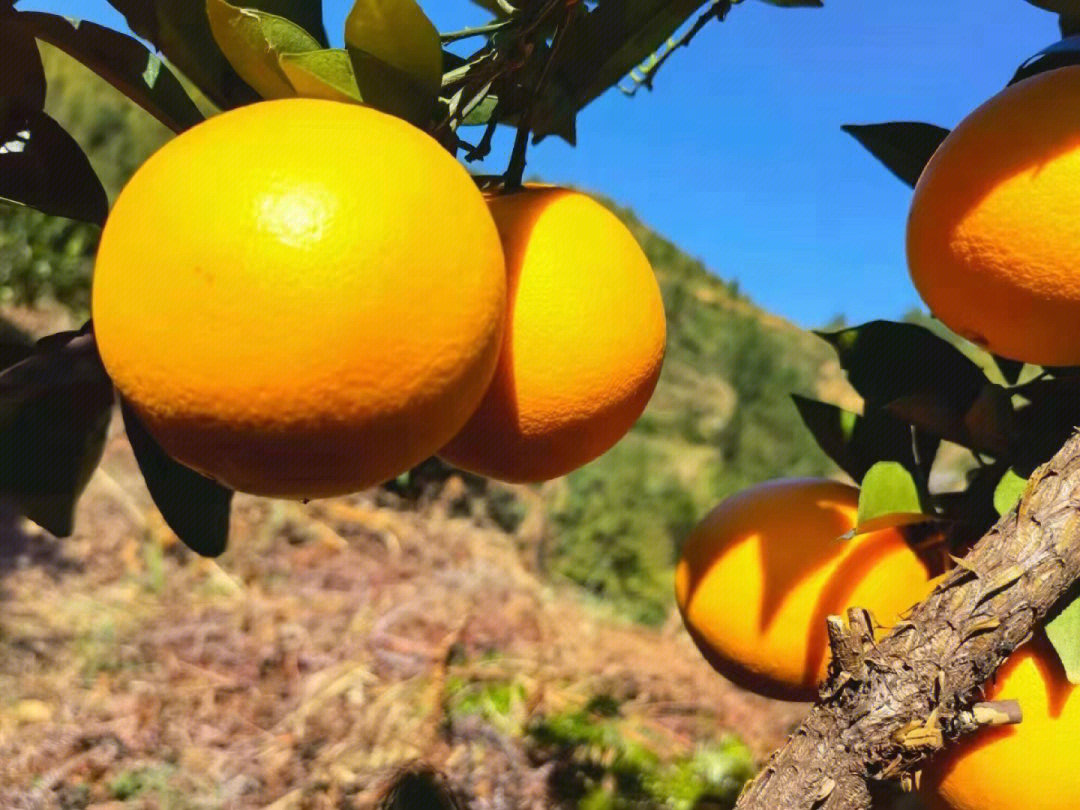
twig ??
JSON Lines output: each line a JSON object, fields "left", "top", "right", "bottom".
{"left": 620, "top": 0, "right": 732, "bottom": 96}
{"left": 504, "top": 3, "right": 576, "bottom": 188}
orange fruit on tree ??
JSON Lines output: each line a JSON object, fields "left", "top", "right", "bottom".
{"left": 93, "top": 98, "right": 506, "bottom": 499}
{"left": 674, "top": 478, "right": 938, "bottom": 701}
{"left": 924, "top": 634, "right": 1080, "bottom": 810}
{"left": 907, "top": 65, "right": 1080, "bottom": 365}
{"left": 438, "top": 186, "right": 666, "bottom": 482}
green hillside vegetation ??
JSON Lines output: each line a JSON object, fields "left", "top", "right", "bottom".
{"left": 1, "top": 44, "right": 839, "bottom": 626}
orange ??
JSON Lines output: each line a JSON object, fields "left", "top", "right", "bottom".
{"left": 674, "top": 478, "right": 936, "bottom": 701}
{"left": 93, "top": 99, "right": 506, "bottom": 499}
{"left": 907, "top": 66, "right": 1080, "bottom": 365}
{"left": 438, "top": 186, "right": 666, "bottom": 482}
{"left": 924, "top": 634, "right": 1080, "bottom": 810}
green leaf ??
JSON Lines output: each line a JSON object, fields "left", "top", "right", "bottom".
{"left": 207, "top": 0, "right": 322, "bottom": 100}
{"left": 0, "top": 104, "right": 108, "bottom": 225}
{"left": 993, "top": 469, "right": 1027, "bottom": 516}
{"left": 842, "top": 123, "right": 949, "bottom": 188}
{"left": 278, "top": 49, "right": 362, "bottom": 102}
{"left": 0, "top": 18, "right": 46, "bottom": 110}
{"left": 857, "top": 461, "right": 923, "bottom": 526}
{"left": 107, "top": 0, "right": 327, "bottom": 110}
{"left": 0, "top": 326, "right": 113, "bottom": 536}
{"left": 994, "top": 355, "right": 1026, "bottom": 386}
{"left": 885, "top": 382, "right": 1014, "bottom": 456}
{"left": 121, "top": 397, "right": 232, "bottom": 558}
{"left": 345, "top": 0, "right": 441, "bottom": 123}
{"left": 817, "top": 320, "right": 988, "bottom": 411}
{"left": 19, "top": 12, "right": 204, "bottom": 133}
{"left": 1047, "top": 593, "right": 1080, "bottom": 684}
{"left": 792, "top": 395, "right": 935, "bottom": 482}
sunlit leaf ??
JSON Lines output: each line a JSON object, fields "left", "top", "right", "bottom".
{"left": 107, "top": 0, "right": 327, "bottom": 109}
{"left": 279, "top": 49, "right": 362, "bottom": 102}
{"left": 0, "top": 18, "right": 46, "bottom": 110}
{"left": 0, "top": 104, "right": 108, "bottom": 224}
{"left": 993, "top": 469, "right": 1027, "bottom": 516}
{"left": 207, "top": 0, "right": 321, "bottom": 100}
{"left": 0, "top": 326, "right": 113, "bottom": 537}
{"left": 20, "top": 12, "right": 203, "bottom": 133}
{"left": 994, "top": 355, "right": 1026, "bottom": 386}
{"left": 121, "top": 397, "right": 232, "bottom": 558}
{"left": 842, "top": 123, "right": 949, "bottom": 188}
{"left": 857, "top": 461, "right": 923, "bottom": 526}
{"left": 345, "top": 0, "right": 441, "bottom": 94}
{"left": 1047, "top": 593, "right": 1080, "bottom": 684}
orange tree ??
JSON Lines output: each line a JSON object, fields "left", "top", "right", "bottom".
{"left": 4, "top": 0, "right": 1080, "bottom": 808}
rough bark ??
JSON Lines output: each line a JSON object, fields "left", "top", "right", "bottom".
{"left": 734, "top": 430, "right": 1080, "bottom": 810}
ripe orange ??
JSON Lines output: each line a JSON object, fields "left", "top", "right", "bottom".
{"left": 93, "top": 99, "right": 506, "bottom": 499}
{"left": 907, "top": 66, "right": 1080, "bottom": 365}
{"left": 924, "top": 635, "right": 1080, "bottom": 810}
{"left": 438, "top": 186, "right": 666, "bottom": 482}
{"left": 674, "top": 478, "right": 937, "bottom": 701}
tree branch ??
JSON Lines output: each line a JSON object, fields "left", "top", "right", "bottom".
{"left": 735, "top": 430, "right": 1080, "bottom": 810}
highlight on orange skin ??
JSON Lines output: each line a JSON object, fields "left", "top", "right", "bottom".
{"left": 92, "top": 99, "right": 506, "bottom": 499}
{"left": 438, "top": 186, "right": 666, "bottom": 483}
{"left": 924, "top": 634, "right": 1078, "bottom": 810}
{"left": 674, "top": 478, "right": 938, "bottom": 701}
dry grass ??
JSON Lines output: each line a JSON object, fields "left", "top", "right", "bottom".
{"left": 0, "top": 418, "right": 805, "bottom": 810}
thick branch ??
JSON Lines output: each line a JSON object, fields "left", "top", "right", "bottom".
{"left": 735, "top": 430, "right": 1080, "bottom": 810}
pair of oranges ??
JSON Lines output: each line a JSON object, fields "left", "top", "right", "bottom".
{"left": 92, "top": 99, "right": 667, "bottom": 498}
{"left": 677, "top": 65, "right": 1080, "bottom": 810}
{"left": 675, "top": 478, "right": 1080, "bottom": 810}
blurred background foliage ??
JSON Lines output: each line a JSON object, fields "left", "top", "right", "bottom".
{"left": 2, "top": 41, "right": 839, "bottom": 629}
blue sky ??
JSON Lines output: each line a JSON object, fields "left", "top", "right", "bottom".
{"left": 22, "top": 0, "right": 1061, "bottom": 327}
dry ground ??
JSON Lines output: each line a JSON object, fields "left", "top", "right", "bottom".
{"left": 0, "top": 405, "right": 805, "bottom": 809}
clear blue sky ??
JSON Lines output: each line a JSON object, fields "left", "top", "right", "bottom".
{"left": 21, "top": 0, "right": 1060, "bottom": 327}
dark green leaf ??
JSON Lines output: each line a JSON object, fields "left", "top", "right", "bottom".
{"left": 792, "top": 395, "right": 933, "bottom": 482}
{"left": 0, "top": 104, "right": 108, "bottom": 224}
{"left": 1010, "top": 36, "right": 1080, "bottom": 86}
{"left": 345, "top": 0, "right": 442, "bottom": 124}
{"left": 1061, "top": 14, "right": 1080, "bottom": 35}
{"left": 107, "top": 0, "right": 326, "bottom": 110}
{"left": 817, "top": 320, "right": 987, "bottom": 412}
{"left": 1046, "top": 592, "right": 1080, "bottom": 684}
{"left": 121, "top": 397, "right": 232, "bottom": 558}
{"left": 857, "top": 461, "right": 923, "bottom": 525}
{"left": 0, "top": 18, "right": 46, "bottom": 110}
{"left": 993, "top": 469, "right": 1027, "bottom": 516}
{"left": 0, "top": 326, "right": 113, "bottom": 536}
{"left": 885, "top": 383, "right": 1014, "bottom": 456}
{"left": 842, "top": 123, "right": 949, "bottom": 187}
{"left": 535, "top": 0, "right": 706, "bottom": 132}
{"left": 20, "top": 12, "right": 203, "bottom": 133}
{"left": 1025, "top": 0, "right": 1080, "bottom": 14}
{"left": 278, "top": 49, "right": 362, "bottom": 102}
{"left": 207, "top": 0, "right": 321, "bottom": 100}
